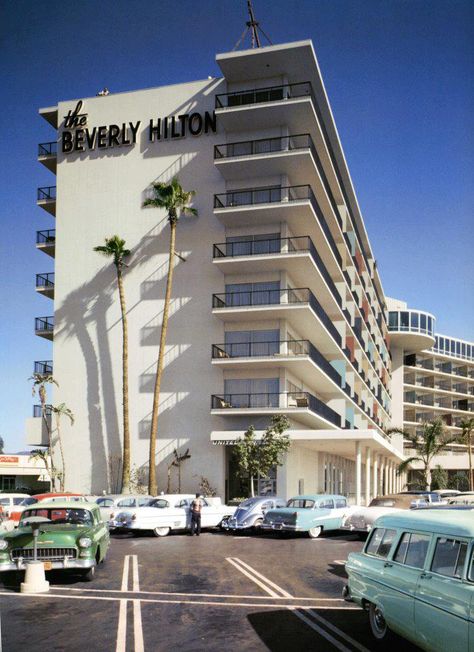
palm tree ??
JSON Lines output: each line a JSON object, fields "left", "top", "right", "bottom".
{"left": 29, "top": 372, "right": 58, "bottom": 489}
{"left": 389, "top": 419, "right": 457, "bottom": 490}
{"left": 94, "top": 236, "right": 131, "bottom": 493}
{"left": 143, "top": 177, "right": 197, "bottom": 494}
{"left": 459, "top": 418, "right": 474, "bottom": 491}
{"left": 52, "top": 403, "right": 74, "bottom": 491}
{"left": 29, "top": 449, "right": 52, "bottom": 491}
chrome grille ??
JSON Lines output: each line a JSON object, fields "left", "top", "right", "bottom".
{"left": 12, "top": 547, "right": 77, "bottom": 561}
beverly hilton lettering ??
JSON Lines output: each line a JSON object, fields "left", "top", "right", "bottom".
{"left": 62, "top": 101, "right": 217, "bottom": 153}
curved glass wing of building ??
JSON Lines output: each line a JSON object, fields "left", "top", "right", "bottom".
{"left": 388, "top": 310, "right": 435, "bottom": 338}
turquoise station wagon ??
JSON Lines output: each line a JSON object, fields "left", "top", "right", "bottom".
{"left": 261, "top": 494, "right": 352, "bottom": 538}
{"left": 345, "top": 511, "right": 474, "bottom": 651}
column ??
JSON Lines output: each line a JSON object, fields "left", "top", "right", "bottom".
{"left": 365, "top": 447, "right": 371, "bottom": 506}
{"left": 373, "top": 454, "right": 378, "bottom": 499}
{"left": 379, "top": 456, "right": 385, "bottom": 495}
{"left": 392, "top": 465, "right": 397, "bottom": 493}
{"left": 355, "top": 441, "right": 362, "bottom": 505}
{"left": 384, "top": 457, "right": 389, "bottom": 495}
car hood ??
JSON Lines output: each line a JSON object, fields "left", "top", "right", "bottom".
{"left": 3, "top": 524, "right": 88, "bottom": 547}
{"left": 345, "top": 506, "right": 404, "bottom": 524}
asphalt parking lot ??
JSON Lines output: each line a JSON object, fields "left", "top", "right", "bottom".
{"left": 0, "top": 530, "right": 422, "bottom": 652}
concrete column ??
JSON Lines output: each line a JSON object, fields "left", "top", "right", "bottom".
{"left": 365, "top": 447, "right": 371, "bottom": 506}
{"left": 373, "top": 454, "right": 378, "bottom": 499}
{"left": 384, "top": 458, "right": 389, "bottom": 494}
{"left": 379, "top": 457, "right": 385, "bottom": 494}
{"left": 388, "top": 462, "right": 393, "bottom": 494}
{"left": 355, "top": 441, "right": 362, "bottom": 505}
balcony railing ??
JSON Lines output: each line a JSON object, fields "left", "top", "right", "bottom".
{"left": 212, "top": 287, "right": 342, "bottom": 347}
{"left": 211, "top": 391, "right": 341, "bottom": 426}
{"left": 213, "top": 184, "right": 342, "bottom": 268}
{"left": 212, "top": 339, "right": 342, "bottom": 386}
{"left": 34, "top": 360, "right": 53, "bottom": 375}
{"left": 38, "top": 142, "right": 57, "bottom": 157}
{"left": 213, "top": 236, "right": 342, "bottom": 308}
{"left": 33, "top": 404, "right": 52, "bottom": 418}
{"left": 36, "top": 273, "right": 55, "bottom": 288}
{"left": 214, "top": 133, "right": 316, "bottom": 160}
{"left": 215, "top": 81, "right": 314, "bottom": 109}
{"left": 35, "top": 316, "right": 54, "bottom": 332}
{"left": 36, "top": 229, "right": 56, "bottom": 245}
{"left": 37, "top": 186, "right": 56, "bottom": 201}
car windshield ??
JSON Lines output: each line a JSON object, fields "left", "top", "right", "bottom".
{"left": 370, "top": 498, "right": 396, "bottom": 507}
{"left": 20, "top": 508, "right": 93, "bottom": 526}
{"left": 286, "top": 499, "right": 315, "bottom": 509}
{"left": 238, "top": 498, "right": 260, "bottom": 510}
{"left": 20, "top": 497, "right": 38, "bottom": 506}
{"left": 146, "top": 499, "right": 169, "bottom": 508}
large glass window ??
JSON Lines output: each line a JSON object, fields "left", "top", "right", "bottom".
{"left": 225, "top": 281, "right": 280, "bottom": 306}
{"left": 366, "top": 528, "right": 397, "bottom": 558}
{"left": 400, "top": 312, "right": 409, "bottom": 331}
{"left": 226, "top": 233, "right": 280, "bottom": 257}
{"left": 420, "top": 314, "right": 427, "bottom": 332}
{"left": 224, "top": 330, "right": 279, "bottom": 357}
{"left": 394, "top": 532, "right": 431, "bottom": 568}
{"left": 388, "top": 312, "right": 398, "bottom": 330}
{"left": 431, "top": 538, "right": 468, "bottom": 579}
{"left": 411, "top": 312, "right": 419, "bottom": 330}
{"left": 224, "top": 378, "right": 279, "bottom": 407}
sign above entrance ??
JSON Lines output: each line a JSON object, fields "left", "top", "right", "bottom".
{"left": 61, "top": 101, "right": 217, "bottom": 154}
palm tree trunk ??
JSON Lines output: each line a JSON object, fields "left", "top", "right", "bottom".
{"left": 425, "top": 465, "right": 431, "bottom": 491}
{"left": 468, "top": 436, "right": 473, "bottom": 492}
{"left": 148, "top": 219, "right": 177, "bottom": 495}
{"left": 117, "top": 266, "right": 131, "bottom": 493}
{"left": 55, "top": 414, "right": 66, "bottom": 491}
{"left": 40, "top": 386, "right": 56, "bottom": 490}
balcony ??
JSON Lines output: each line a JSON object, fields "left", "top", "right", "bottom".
{"left": 26, "top": 404, "right": 52, "bottom": 446}
{"left": 212, "top": 339, "right": 342, "bottom": 394}
{"left": 36, "top": 229, "right": 56, "bottom": 257}
{"left": 388, "top": 309, "right": 435, "bottom": 351}
{"left": 35, "top": 316, "right": 54, "bottom": 340}
{"left": 213, "top": 184, "right": 342, "bottom": 275}
{"left": 38, "top": 142, "right": 57, "bottom": 173}
{"left": 211, "top": 391, "right": 341, "bottom": 429}
{"left": 213, "top": 236, "right": 342, "bottom": 309}
{"left": 34, "top": 360, "right": 53, "bottom": 376}
{"left": 37, "top": 186, "right": 56, "bottom": 216}
{"left": 212, "top": 287, "right": 342, "bottom": 355}
{"left": 36, "top": 273, "right": 55, "bottom": 299}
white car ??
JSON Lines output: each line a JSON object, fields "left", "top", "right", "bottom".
{"left": 341, "top": 493, "right": 428, "bottom": 536}
{"left": 96, "top": 494, "right": 152, "bottom": 529}
{"left": 112, "top": 494, "right": 236, "bottom": 537}
{"left": 449, "top": 492, "right": 474, "bottom": 506}
{"left": 0, "top": 493, "right": 30, "bottom": 519}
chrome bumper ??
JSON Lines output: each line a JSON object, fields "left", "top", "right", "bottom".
{"left": 340, "top": 524, "right": 371, "bottom": 533}
{"left": 0, "top": 558, "right": 95, "bottom": 572}
{"left": 260, "top": 523, "right": 299, "bottom": 531}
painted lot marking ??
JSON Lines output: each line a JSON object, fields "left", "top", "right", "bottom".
{"left": 116, "top": 554, "right": 144, "bottom": 652}
{"left": 226, "top": 556, "right": 369, "bottom": 652}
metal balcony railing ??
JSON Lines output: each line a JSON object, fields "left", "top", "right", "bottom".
{"left": 215, "top": 81, "right": 314, "bottom": 109}
{"left": 212, "top": 339, "right": 342, "bottom": 386}
{"left": 214, "top": 133, "right": 316, "bottom": 159}
{"left": 211, "top": 391, "right": 341, "bottom": 426}
{"left": 35, "top": 316, "right": 54, "bottom": 331}
{"left": 38, "top": 142, "right": 57, "bottom": 157}
{"left": 34, "top": 361, "right": 53, "bottom": 375}
{"left": 212, "top": 287, "right": 342, "bottom": 347}
{"left": 36, "top": 229, "right": 56, "bottom": 245}
{"left": 37, "top": 186, "right": 56, "bottom": 201}
{"left": 213, "top": 184, "right": 342, "bottom": 267}
{"left": 213, "top": 236, "right": 342, "bottom": 308}
{"left": 36, "top": 273, "right": 55, "bottom": 288}
{"left": 33, "top": 404, "right": 52, "bottom": 417}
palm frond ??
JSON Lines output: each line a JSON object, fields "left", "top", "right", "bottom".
{"left": 398, "top": 456, "right": 421, "bottom": 474}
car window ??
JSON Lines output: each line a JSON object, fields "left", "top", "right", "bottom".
{"left": 148, "top": 499, "right": 169, "bottom": 509}
{"left": 138, "top": 498, "right": 150, "bottom": 506}
{"left": 275, "top": 500, "right": 287, "bottom": 508}
{"left": 118, "top": 498, "right": 136, "bottom": 507}
{"left": 175, "top": 500, "right": 189, "bottom": 508}
{"left": 97, "top": 498, "right": 114, "bottom": 507}
{"left": 431, "top": 538, "right": 468, "bottom": 579}
{"left": 0, "top": 499, "right": 9, "bottom": 506}
{"left": 21, "top": 507, "right": 93, "bottom": 526}
{"left": 335, "top": 499, "right": 347, "bottom": 508}
{"left": 287, "top": 499, "right": 315, "bottom": 509}
{"left": 13, "top": 498, "right": 25, "bottom": 505}
{"left": 366, "top": 528, "right": 397, "bottom": 558}
{"left": 318, "top": 499, "right": 334, "bottom": 509}
{"left": 394, "top": 532, "right": 431, "bottom": 569}
{"left": 21, "top": 497, "right": 38, "bottom": 506}
{"left": 261, "top": 501, "right": 273, "bottom": 510}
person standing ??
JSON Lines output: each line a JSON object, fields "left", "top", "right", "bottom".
{"left": 190, "top": 493, "right": 202, "bottom": 536}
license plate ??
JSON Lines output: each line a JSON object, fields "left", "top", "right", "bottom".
{"left": 43, "top": 561, "right": 52, "bottom": 571}
{"left": 274, "top": 524, "right": 282, "bottom": 530}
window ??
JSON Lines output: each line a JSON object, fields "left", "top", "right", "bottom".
{"left": 420, "top": 314, "right": 427, "bottom": 332}
{"left": 225, "top": 281, "right": 280, "bottom": 306}
{"left": 225, "top": 233, "right": 280, "bottom": 257}
{"left": 0, "top": 476, "right": 15, "bottom": 491}
{"left": 394, "top": 532, "right": 431, "bottom": 568}
{"left": 388, "top": 312, "right": 398, "bottom": 330}
{"left": 224, "top": 378, "right": 279, "bottom": 407}
{"left": 318, "top": 499, "right": 334, "bottom": 509}
{"left": 431, "top": 538, "right": 468, "bottom": 578}
{"left": 148, "top": 499, "right": 169, "bottom": 509}
{"left": 0, "top": 498, "right": 9, "bottom": 507}
{"left": 366, "top": 528, "right": 397, "bottom": 558}
{"left": 138, "top": 498, "right": 150, "bottom": 506}
{"left": 117, "top": 498, "right": 136, "bottom": 508}
{"left": 275, "top": 500, "right": 287, "bottom": 508}
{"left": 13, "top": 497, "right": 25, "bottom": 505}
{"left": 96, "top": 498, "right": 114, "bottom": 507}
{"left": 225, "top": 329, "right": 279, "bottom": 357}
{"left": 411, "top": 313, "right": 419, "bottom": 330}
{"left": 335, "top": 499, "right": 347, "bottom": 508}
{"left": 287, "top": 499, "right": 314, "bottom": 509}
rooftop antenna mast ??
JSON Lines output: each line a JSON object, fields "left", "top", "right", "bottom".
{"left": 233, "top": 0, "right": 273, "bottom": 51}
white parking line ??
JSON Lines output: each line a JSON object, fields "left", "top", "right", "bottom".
{"left": 132, "top": 555, "right": 140, "bottom": 592}
{"left": 133, "top": 600, "right": 144, "bottom": 652}
{"left": 115, "top": 599, "right": 128, "bottom": 652}
{"left": 120, "top": 554, "right": 130, "bottom": 592}
{"left": 116, "top": 555, "right": 144, "bottom": 652}
{"left": 232, "top": 558, "right": 292, "bottom": 598}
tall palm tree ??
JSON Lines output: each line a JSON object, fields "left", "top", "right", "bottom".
{"left": 94, "top": 236, "right": 131, "bottom": 493}
{"left": 143, "top": 177, "right": 197, "bottom": 495}
{"left": 52, "top": 403, "right": 74, "bottom": 491}
{"left": 29, "top": 372, "right": 58, "bottom": 489}
{"left": 389, "top": 419, "right": 457, "bottom": 490}
{"left": 29, "top": 449, "right": 52, "bottom": 491}
{"left": 459, "top": 418, "right": 474, "bottom": 491}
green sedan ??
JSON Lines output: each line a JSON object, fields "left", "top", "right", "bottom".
{"left": 0, "top": 501, "right": 110, "bottom": 581}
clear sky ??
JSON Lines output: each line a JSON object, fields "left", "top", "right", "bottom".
{"left": 1, "top": 0, "right": 472, "bottom": 452}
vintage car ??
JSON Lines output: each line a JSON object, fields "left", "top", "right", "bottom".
{"left": 449, "top": 492, "right": 474, "bottom": 506}
{"left": 261, "top": 494, "right": 353, "bottom": 538}
{"left": 96, "top": 494, "right": 152, "bottom": 529}
{"left": 344, "top": 510, "right": 474, "bottom": 651}
{"left": 341, "top": 493, "right": 428, "bottom": 536}
{"left": 221, "top": 496, "right": 287, "bottom": 533}
{"left": 7, "top": 492, "right": 89, "bottom": 528}
{"left": 0, "top": 493, "right": 30, "bottom": 519}
{"left": 0, "top": 501, "right": 110, "bottom": 581}
{"left": 112, "top": 494, "right": 236, "bottom": 537}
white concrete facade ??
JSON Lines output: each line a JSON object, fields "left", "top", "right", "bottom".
{"left": 32, "top": 41, "right": 406, "bottom": 501}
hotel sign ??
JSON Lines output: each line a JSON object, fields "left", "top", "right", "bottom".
{"left": 62, "top": 101, "right": 216, "bottom": 153}
{"left": 0, "top": 456, "right": 19, "bottom": 464}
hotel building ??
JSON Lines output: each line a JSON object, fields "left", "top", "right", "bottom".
{"left": 26, "top": 40, "right": 468, "bottom": 501}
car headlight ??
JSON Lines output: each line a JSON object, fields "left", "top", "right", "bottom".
{"left": 0, "top": 540, "right": 8, "bottom": 550}
{"left": 78, "top": 537, "right": 92, "bottom": 548}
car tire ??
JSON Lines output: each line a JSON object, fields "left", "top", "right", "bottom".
{"left": 81, "top": 565, "right": 96, "bottom": 582}
{"left": 252, "top": 518, "right": 263, "bottom": 533}
{"left": 307, "top": 526, "right": 322, "bottom": 539}
{"left": 153, "top": 526, "right": 170, "bottom": 537}
{"left": 369, "top": 603, "right": 393, "bottom": 642}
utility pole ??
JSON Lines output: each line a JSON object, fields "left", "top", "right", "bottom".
{"left": 233, "top": 0, "right": 272, "bottom": 51}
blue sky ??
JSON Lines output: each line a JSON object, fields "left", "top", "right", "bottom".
{"left": 1, "top": 0, "right": 472, "bottom": 452}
